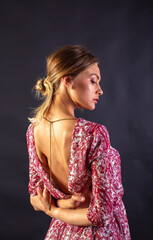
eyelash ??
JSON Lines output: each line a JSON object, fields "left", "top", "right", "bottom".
{"left": 91, "top": 79, "right": 96, "bottom": 84}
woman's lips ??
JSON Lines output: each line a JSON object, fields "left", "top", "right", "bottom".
{"left": 93, "top": 99, "right": 99, "bottom": 104}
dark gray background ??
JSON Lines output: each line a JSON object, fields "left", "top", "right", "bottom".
{"left": 0, "top": 0, "right": 153, "bottom": 239}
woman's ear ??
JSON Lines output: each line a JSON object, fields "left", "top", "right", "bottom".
{"left": 61, "top": 76, "right": 72, "bottom": 87}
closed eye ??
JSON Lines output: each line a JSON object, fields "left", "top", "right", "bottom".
{"left": 91, "top": 79, "right": 97, "bottom": 84}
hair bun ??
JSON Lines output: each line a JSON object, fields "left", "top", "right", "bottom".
{"left": 35, "top": 78, "right": 46, "bottom": 93}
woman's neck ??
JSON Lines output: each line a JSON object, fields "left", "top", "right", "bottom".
{"left": 46, "top": 93, "right": 76, "bottom": 120}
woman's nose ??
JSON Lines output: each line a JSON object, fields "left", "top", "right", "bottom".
{"left": 97, "top": 85, "right": 103, "bottom": 96}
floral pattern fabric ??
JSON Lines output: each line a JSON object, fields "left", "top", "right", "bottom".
{"left": 26, "top": 118, "right": 131, "bottom": 240}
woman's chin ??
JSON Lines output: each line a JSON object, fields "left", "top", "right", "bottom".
{"left": 85, "top": 105, "right": 96, "bottom": 111}
{"left": 76, "top": 102, "right": 96, "bottom": 110}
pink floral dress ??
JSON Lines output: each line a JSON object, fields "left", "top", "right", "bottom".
{"left": 26, "top": 118, "right": 131, "bottom": 240}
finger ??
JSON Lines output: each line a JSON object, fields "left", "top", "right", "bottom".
{"left": 37, "top": 187, "right": 43, "bottom": 196}
{"left": 74, "top": 193, "right": 85, "bottom": 201}
{"left": 72, "top": 195, "right": 85, "bottom": 202}
{"left": 43, "top": 186, "right": 49, "bottom": 199}
{"left": 79, "top": 196, "right": 85, "bottom": 202}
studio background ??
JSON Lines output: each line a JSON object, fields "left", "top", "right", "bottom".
{"left": 0, "top": 0, "right": 153, "bottom": 239}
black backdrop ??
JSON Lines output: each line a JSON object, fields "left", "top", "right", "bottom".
{"left": 1, "top": 1, "right": 153, "bottom": 239}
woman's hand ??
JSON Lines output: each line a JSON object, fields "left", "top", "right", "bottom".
{"left": 36, "top": 187, "right": 51, "bottom": 213}
{"left": 57, "top": 188, "right": 92, "bottom": 209}
{"left": 69, "top": 193, "right": 85, "bottom": 208}
{"left": 56, "top": 193, "right": 86, "bottom": 209}
{"left": 30, "top": 187, "right": 56, "bottom": 216}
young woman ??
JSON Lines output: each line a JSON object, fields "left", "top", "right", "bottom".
{"left": 26, "top": 45, "right": 131, "bottom": 239}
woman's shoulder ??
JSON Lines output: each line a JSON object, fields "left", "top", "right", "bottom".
{"left": 26, "top": 120, "right": 41, "bottom": 136}
{"left": 78, "top": 118, "right": 111, "bottom": 156}
{"left": 78, "top": 117, "right": 109, "bottom": 137}
{"left": 78, "top": 118, "right": 110, "bottom": 149}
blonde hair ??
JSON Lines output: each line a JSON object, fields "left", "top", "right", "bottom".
{"left": 29, "top": 45, "right": 98, "bottom": 123}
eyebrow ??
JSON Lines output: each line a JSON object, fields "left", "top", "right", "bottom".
{"left": 90, "top": 73, "right": 100, "bottom": 80}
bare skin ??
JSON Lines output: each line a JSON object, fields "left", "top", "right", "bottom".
{"left": 30, "top": 63, "right": 103, "bottom": 226}
{"left": 30, "top": 187, "right": 92, "bottom": 226}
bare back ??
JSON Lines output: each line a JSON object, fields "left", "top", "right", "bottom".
{"left": 34, "top": 118, "right": 77, "bottom": 195}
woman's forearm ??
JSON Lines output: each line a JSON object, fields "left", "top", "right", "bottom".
{"left": 46, "top": 207, "right": 92, "bottom": 226}
{"left": 30, "top": 189, "right": 92, "bottom": 226}
{"left": 56, "top": 198, "right": 71, "bottom": 209}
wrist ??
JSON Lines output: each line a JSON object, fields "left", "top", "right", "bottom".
{"left": 46, "top": 206, "right": 59, "bottom": 218}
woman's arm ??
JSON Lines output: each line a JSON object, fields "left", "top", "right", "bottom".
{"left": 30, "top": 193, "right": 85, "bottom": 210}
{"left": 48, "top": 205, "right": 91, "bottom": 226}
{"left": 30, "top": 187, "right": 92, "bottom": 226}
{"left": 30, "top": 191, "right": 87, "bottom": 210}
{"left": 56, "top": 194, "right": 85, "bottom": 209}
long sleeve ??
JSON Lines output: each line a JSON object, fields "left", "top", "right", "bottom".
{"left": 87, "top": 125, "right": 114, "bottom": 227}
{"left": 26, "top": 124, "right": 44, "bottom": 196}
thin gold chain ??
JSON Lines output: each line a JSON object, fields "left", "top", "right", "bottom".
{"left": 49, "top": 122, "right": 51, "bottom": 210}
{"left": 43, "top": 117, "right": 77, "bottom": 210}
{"left": 43, "top": 116, "right": 77, "bottom": 123}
